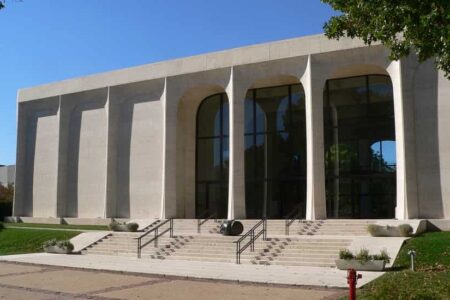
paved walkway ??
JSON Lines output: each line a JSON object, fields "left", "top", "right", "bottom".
{"left": 0, "top": 253, "right": 383, "bottom": 288}
{"left": 3, "top": 226, "right": 103, "bottom": 232}
{"left": 0, "top": 261, "right": 344, "bottom": 300}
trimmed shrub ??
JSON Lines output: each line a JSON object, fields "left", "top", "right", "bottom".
{"left": 398, "top": 224, "right": 413, "bottom": 237}
{"left": 109, "top": 220, "right": 139, "bottom": 232}
{"left": 126, "top": 222, "right": 139, "bottom": 232}
{"left": 108, "top": 220, "right": 119, "bottom": 231}
{"left": 367, "top": 224, "right": 383, "bottom": 236}
{"left": 43, "top": 239, "right": 74, "bottom": 252}
{"left": 367, "top": 224, "right": 415, "bottom": 237}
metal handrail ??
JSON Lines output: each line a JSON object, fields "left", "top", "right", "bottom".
{"left": 135, "top": 218, "right": 173, "bottom": 258}
{"left": 234, "top": 219, "right": 267, "bottom": 264}
{"left": 285, "top": 204, "right": 303, "bottom": 235}
{"left": 197, "top": 212, "right": 218, "bottom": 234}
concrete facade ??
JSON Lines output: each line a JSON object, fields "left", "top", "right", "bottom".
{"left": 12, "top": 34, "right": 450, "bottom": 221}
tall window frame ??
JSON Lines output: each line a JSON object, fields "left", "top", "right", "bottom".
{"left": 244, "top": 83, "right": 307, "bottom": 219}
{"left": 324, "top": 74, "right": 396, "bottom": 219}
{"left": 195, "top": 93, "right": 229, "bottom": 218}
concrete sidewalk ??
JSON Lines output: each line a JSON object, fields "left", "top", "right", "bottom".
{"left": 0, "top": 253, "right": 383, "bottom": 288}
{"left": 0, "top": 261, "right": 344, "bottom": 300}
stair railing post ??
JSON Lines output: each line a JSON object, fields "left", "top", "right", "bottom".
{"left": 137, "top": 238, "right": 141, "bottom": 258}
{"left": 154, "top": 227, "right": 158, "bottom": 248}
{"left": 251, "top": 229, "right": 255, "bottom": 252}
{"left": 236, "top": 241, "right": 240, "bottom": 264}
{"left": 263, "top": 219, "right": 267, "bottom": 241}
{"left": 170, "top": 218, "right": 174, "bottom": 237}
{"left": 285, "top": 219, "right": 289, "bottom": 236}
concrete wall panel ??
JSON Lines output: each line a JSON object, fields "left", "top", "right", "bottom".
{"left": 63, "top": 89, "right": 108, "bottom": 218}
{"left": 14, "top": 98, "right": 59, "bottom": 217}
{"left": 109, "top": 80, "right": 164, "bottom": 219}
{"left": 438, "top": 71, "right": 450, "bottom": 218}
{"left": 32, "top": 110, "right": 60, "bottom": 217}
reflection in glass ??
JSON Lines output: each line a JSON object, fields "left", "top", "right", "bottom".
{"left": 324, "top": 75, "right": 396, "bottom": 219}
{"left": 196, "top": 94, "right": 229, "bottom": 218}
{"left": 245, "top": 84, "right": 306, "bottom": 219}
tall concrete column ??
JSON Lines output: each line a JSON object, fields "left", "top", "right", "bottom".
{"left": 301, "top": 55, "right": 327, "bottom": 220}
{"left": 226, "top": 68, "right": 246, "bottom": 219}
{"left": 104, "top": 87, "right": 114, "bottom": 218}
{"left": 387, "top": 59, "right": 419, "bottom": 220}
{"left": 13, "top": 102, "right": 28, "bottom": 216}
{"left": 161, "top": 78, "right": 178, "bottom": 219}
{"left": 56, "top": 96, "right": 69, "bottom": 218}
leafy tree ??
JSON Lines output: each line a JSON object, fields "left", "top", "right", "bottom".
{"left": 322, "top": 0, "right": 450, "bottom": 78}
{"left": 0, "top": 184, "right": 14, "bottom": 203}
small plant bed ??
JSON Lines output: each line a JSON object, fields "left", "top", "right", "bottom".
{"left": 0, "top": 228, "right": 80, "bottom": 255}
{"left": 367, "top": 223, "right": 413, "bottom": 237}
{"left": 108, "top": 220, "right": 139, "bottom": 232}
{"left": 43, "top": 239, "right": 74, "bottom": 254}
{"left": 340, "top": 232, "right": 450, "bottom": 300}
{"left": 336, "top": 248, "right": 390, "bottom": 271}
{"left": 3, "top": 223, "right": 109, "bottom": 231}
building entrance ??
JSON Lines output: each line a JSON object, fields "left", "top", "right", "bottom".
{"left": 324, "top": 75, "right": 396, "bottom": 219}
{"left": 244, "top": 84, "right": 307, "bottom": 219}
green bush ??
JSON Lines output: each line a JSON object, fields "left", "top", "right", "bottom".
{"left": 339, "top": 248, "right": 391, "bottom": 263}
{"left": 0, "top": 202, "right": 12, "bottom": 221}
{"left": 355, "top": 248, "right": 371, "bottom": 263}
{"left": 339, "top": 248, "right": 354, "bottom": 260}
{"left": 372, "top": 249, "right": 391, "bottom": 263}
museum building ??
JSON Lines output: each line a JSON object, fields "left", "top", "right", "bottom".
{"left": 12, "top": 34, "right": 450, "bottom": 223}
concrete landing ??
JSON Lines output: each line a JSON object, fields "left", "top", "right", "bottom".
{"left": 0, "top": 253, "right": 384, "bottom": 288}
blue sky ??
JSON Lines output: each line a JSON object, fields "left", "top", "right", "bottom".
{"left": 0, "top": 0, "right": 336, "bottom": 165}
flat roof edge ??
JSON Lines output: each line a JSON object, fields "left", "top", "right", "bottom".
{"left": 18, "top": 34, "right": 373, "bottom": 102}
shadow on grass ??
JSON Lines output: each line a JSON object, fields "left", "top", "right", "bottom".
{"left": 386, "top": 265, "right": 409, "bottom": 272}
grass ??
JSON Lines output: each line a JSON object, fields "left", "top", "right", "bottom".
{"left": 344, "top": 232, "right": 450, "bottom": 300}
{"left": 3, "top": 222, "right": 109, "bottom": 231}
{"left": 0, "top": 226, "right": 81, "bottom": 255}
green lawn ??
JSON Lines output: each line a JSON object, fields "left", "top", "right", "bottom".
{"left": 3, "top": 222, "right": 109, "bottom": 231}
{"left": 0, "top": 226, "right": 81, "bottom": 255}
{"left": 348, "top": 232, "right": 450, "bottom": 300}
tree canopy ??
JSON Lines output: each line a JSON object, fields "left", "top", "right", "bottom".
{"left": 322, "top": 0, "right": 450, "bottom": 78}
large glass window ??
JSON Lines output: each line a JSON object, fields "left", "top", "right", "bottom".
{"left": 324, "top": 75, "right": 396, "bottom": 219}
{"left": 245, "top": 84, "right": 306, "bottom": 219}
{"left": 196, "top": 94, "right": 229, "bottom": 218}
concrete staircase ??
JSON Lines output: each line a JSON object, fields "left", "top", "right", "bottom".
{"left": 251, "top": 237, "right": 351, "bottom": 267}
{"left": 285, "top": 219, "right": 374, "bottom": 236}
{"left": 83, "top": 219, "right": 370, "bottom": 267}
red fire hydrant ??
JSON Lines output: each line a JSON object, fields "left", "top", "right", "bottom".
{"left": 347, "top": 268, "right": 362, "bottom": 300}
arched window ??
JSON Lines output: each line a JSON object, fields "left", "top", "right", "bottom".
{"left": 324, "top": 75, "right": 396, "bottom": 219}
{"left": 196, "top": 94, "right": 229, "bottom": 218}
{"left": 244, "top": 84, "right": 306, "bottom": 219}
